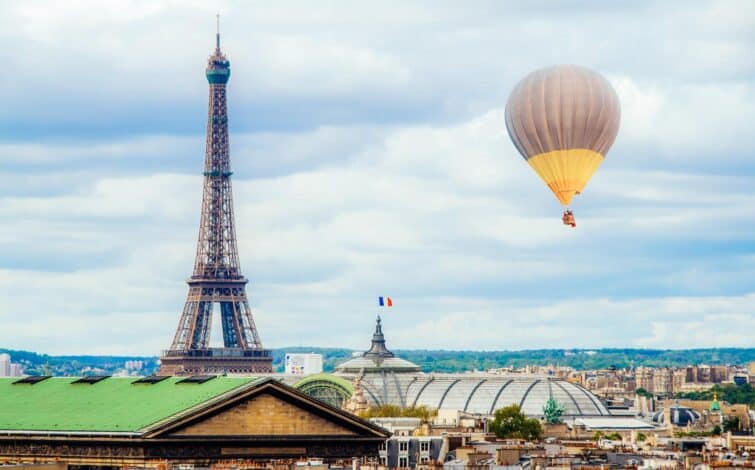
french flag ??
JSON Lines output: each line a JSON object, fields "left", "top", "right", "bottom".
{"left": 378, "top": 296, "right": 393, "bottom": 307}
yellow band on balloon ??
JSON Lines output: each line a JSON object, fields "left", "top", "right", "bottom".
{"left": 526, "top": 149, "right": 604, "bottom": 206}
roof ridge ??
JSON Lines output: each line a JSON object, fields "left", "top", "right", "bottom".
{"left": 138, "top": 376, "right": 265, "bottom": 433}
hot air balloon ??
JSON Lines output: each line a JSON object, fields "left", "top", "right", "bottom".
{"left": 505, "top": 65, "right": 620, "bottom": 227}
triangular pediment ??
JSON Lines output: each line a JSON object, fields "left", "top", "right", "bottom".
{"left": 170, "top": 393, "right": 356, "bottom": 436}
{"left": 145, "top": 379, "right": 388, "bottom": 439}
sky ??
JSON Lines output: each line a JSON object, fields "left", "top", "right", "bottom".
{"left": 0, "top": 1, "right": 754, "bottom": 355}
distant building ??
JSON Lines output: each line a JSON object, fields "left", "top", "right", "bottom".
{"left": 632, "top": 365, "right": 735, "bottom": 395}
{"left": 652, "top": 368, "right": 674, "bottom": 395}
{"left": 9, "top": 364, "right": 23, "bottom": 377}
{"left": 733, "top": 374, "right": 748, "bottom": 385}
{"left": 367, "top": 419, "right": 444, "bottom": 469}
{"left": 652, "top": 404, "right": 701, "bottom": 427}
{"left": 379, "top": 436, "right": 444, "bottom": 468}
{"left": 636, "top": 366, "right": 654, "bottom": 392}
{"left": 124, "top": 360, "right": 144, "bottom": 371}
{"left": 0, "top": 354, "right": 8, "bottom": 376}
{"left": 0, "top": 354, "right": 23, "bottom": 377}
{"left": 285, "top": 353, "right": 323, "bottom": 376}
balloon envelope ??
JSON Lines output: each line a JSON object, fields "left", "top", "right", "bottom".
{"left": 505, "top": 65, "right": 620, "bottom": 205}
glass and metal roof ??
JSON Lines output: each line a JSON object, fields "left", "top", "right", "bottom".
{"left": 466, "top": 379, "right": 512, "bottom": 414}
{"left": 340, "top": 373, "right": 610, "bottom": 417}
{"left": 0, "top": 376, "right": 258, "bottom": 432}
{"left": 325, "top": 318, "right": 610, "bottom": 418}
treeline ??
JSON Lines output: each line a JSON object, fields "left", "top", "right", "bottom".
{"left": 359, "top": 405, "right": 437, "bottom": 422}
{"left": 393, "top": 348, "right": 755, "bottom": 373}
{"left": 275, "top": 348, "right": 755, "bottom": 373}
{"left": 677, "top": 383, "right": 755, "bottom": 408}
{"left": 0, "top": 348, "right": 160, "bottom": 376}
{"left": 3, "top": 347, "right": 754, "bottom": 376}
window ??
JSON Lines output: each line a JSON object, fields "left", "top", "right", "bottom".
{"left": 398, "top": 457, "right": 408, "bottom": 468}
{"left": 420, "top": 441, "right": 430, "bottom": 452}
{"left": 380, "top": 457, "right": 387, "bottom": 467}
{"left": 420, "top": 457, "right": 429, "bottom": 464}
{"left": 379, "top": 441, "right": 387, "bottom": 451}
{"left": 399, "top": 441, "right": 408, "bottom": 452}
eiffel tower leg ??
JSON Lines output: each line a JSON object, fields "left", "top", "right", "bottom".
{"left": 220, "top": 302, "right": 240, "bottom": 347}
{"left": 191, "top": 301, "right": 213, "bottom": 349}
{"left": 170, "top": 301, "right": 195, "bottom": 351}
{"left": 237, "top": 299, "right": 263, "bottom": 349}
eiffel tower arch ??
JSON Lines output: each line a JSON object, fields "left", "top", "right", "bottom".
{"left": 159, "top": 27, "right": 273, "bottom": 375}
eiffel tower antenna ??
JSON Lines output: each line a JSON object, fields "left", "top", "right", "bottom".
{"left": 160, "top": 27, "right": 272, "bottom": 376}
{"left": 216, "top": 13, "right": 221, "bottom": 51}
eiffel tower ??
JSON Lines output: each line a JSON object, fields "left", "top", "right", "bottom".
{"left": 160, "top": 24, "right": 273, "bottom": 375}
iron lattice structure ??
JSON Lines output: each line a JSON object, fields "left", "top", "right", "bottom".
{"left": 160, "top": 30, "right": 272, "bottom": 375}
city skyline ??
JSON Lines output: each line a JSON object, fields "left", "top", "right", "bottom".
{"left": 1, "top": 1, "right": 754, "bottom": 355}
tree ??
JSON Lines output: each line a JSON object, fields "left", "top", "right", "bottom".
{"left": 636, "top": 432, "right": 647, "bottom": 442}
{"left": 712, "top": 425, "right": 722, "bottom": 436}
{"left": 489, "top": 404, "right": 542, "bottom": 441}
{"left": 722, "top": 416, "right": 740, "bottom": 433}
{"left": 636, "top": 388, "right": 653, "bottom": 398}
{"left": 676, "top": 383, "right": 755, "bottom": 408}
{"left": 359, "top": 405, "right": 437, "bottom": 423}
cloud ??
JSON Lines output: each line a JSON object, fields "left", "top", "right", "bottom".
{"left": 387, "top": 294, "right": 755, "bottom": 350}
{"left": 2, "top": 1, "right": 753, "bottom": 137}
{"left": 245, "top": 37, "right": 411, "bottom": 97}
{"left": 0, "top": 0, "right": 753, "bottom": 355}
{"left": 1, "top": 107, "right": 753, "bottom": 353}
{"left": 612, "top": 76, "right": 755, "bottom": 170}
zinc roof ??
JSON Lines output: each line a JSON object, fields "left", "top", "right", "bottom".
{"left": 574, "top": 417, "right": 656, "bottom": 429}
{"left": 0, "top": 376, "right": 257, "bottom": 433}
{"left": 335, "top": 356, "right": 421, "bottom": 373}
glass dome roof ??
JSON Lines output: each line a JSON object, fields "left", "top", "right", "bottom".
{"left": 407, "top": 376, "right": 609, "bottom": 416}
{"left": 329, "top": 317, "right": 609, "bottom": 417}
{"left": 349, "top": 373, "right": 609, "bottom": 417}
{"left": 652, "top": 405, "right": 700, "bottom": 426}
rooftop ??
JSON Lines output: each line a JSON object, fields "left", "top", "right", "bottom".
{"left": 0, "top": 376, "right": 257, "bottom": 433}
{"left": 335, "top": 316, "right": 421, "bottom": 373}
{"left": 572, "top": 417, "right": 656, "bottom": 430}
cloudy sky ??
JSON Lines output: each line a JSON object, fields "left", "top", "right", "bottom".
{"left": 1, "top": 1, "right": 754, "bottom": 355}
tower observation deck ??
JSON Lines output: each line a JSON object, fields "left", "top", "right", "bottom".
{"left": 160, "top": 25, "right": 273, "bottom": 375}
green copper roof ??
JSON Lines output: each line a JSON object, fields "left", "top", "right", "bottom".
{"left": 0, "top": 376, "right": 257, "bottom": 433}
{"left": 293, "top": 373, "right": 354, "bottom": 395}
{"left": 710, "top": 398, "right": 721, "bottom": 412}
